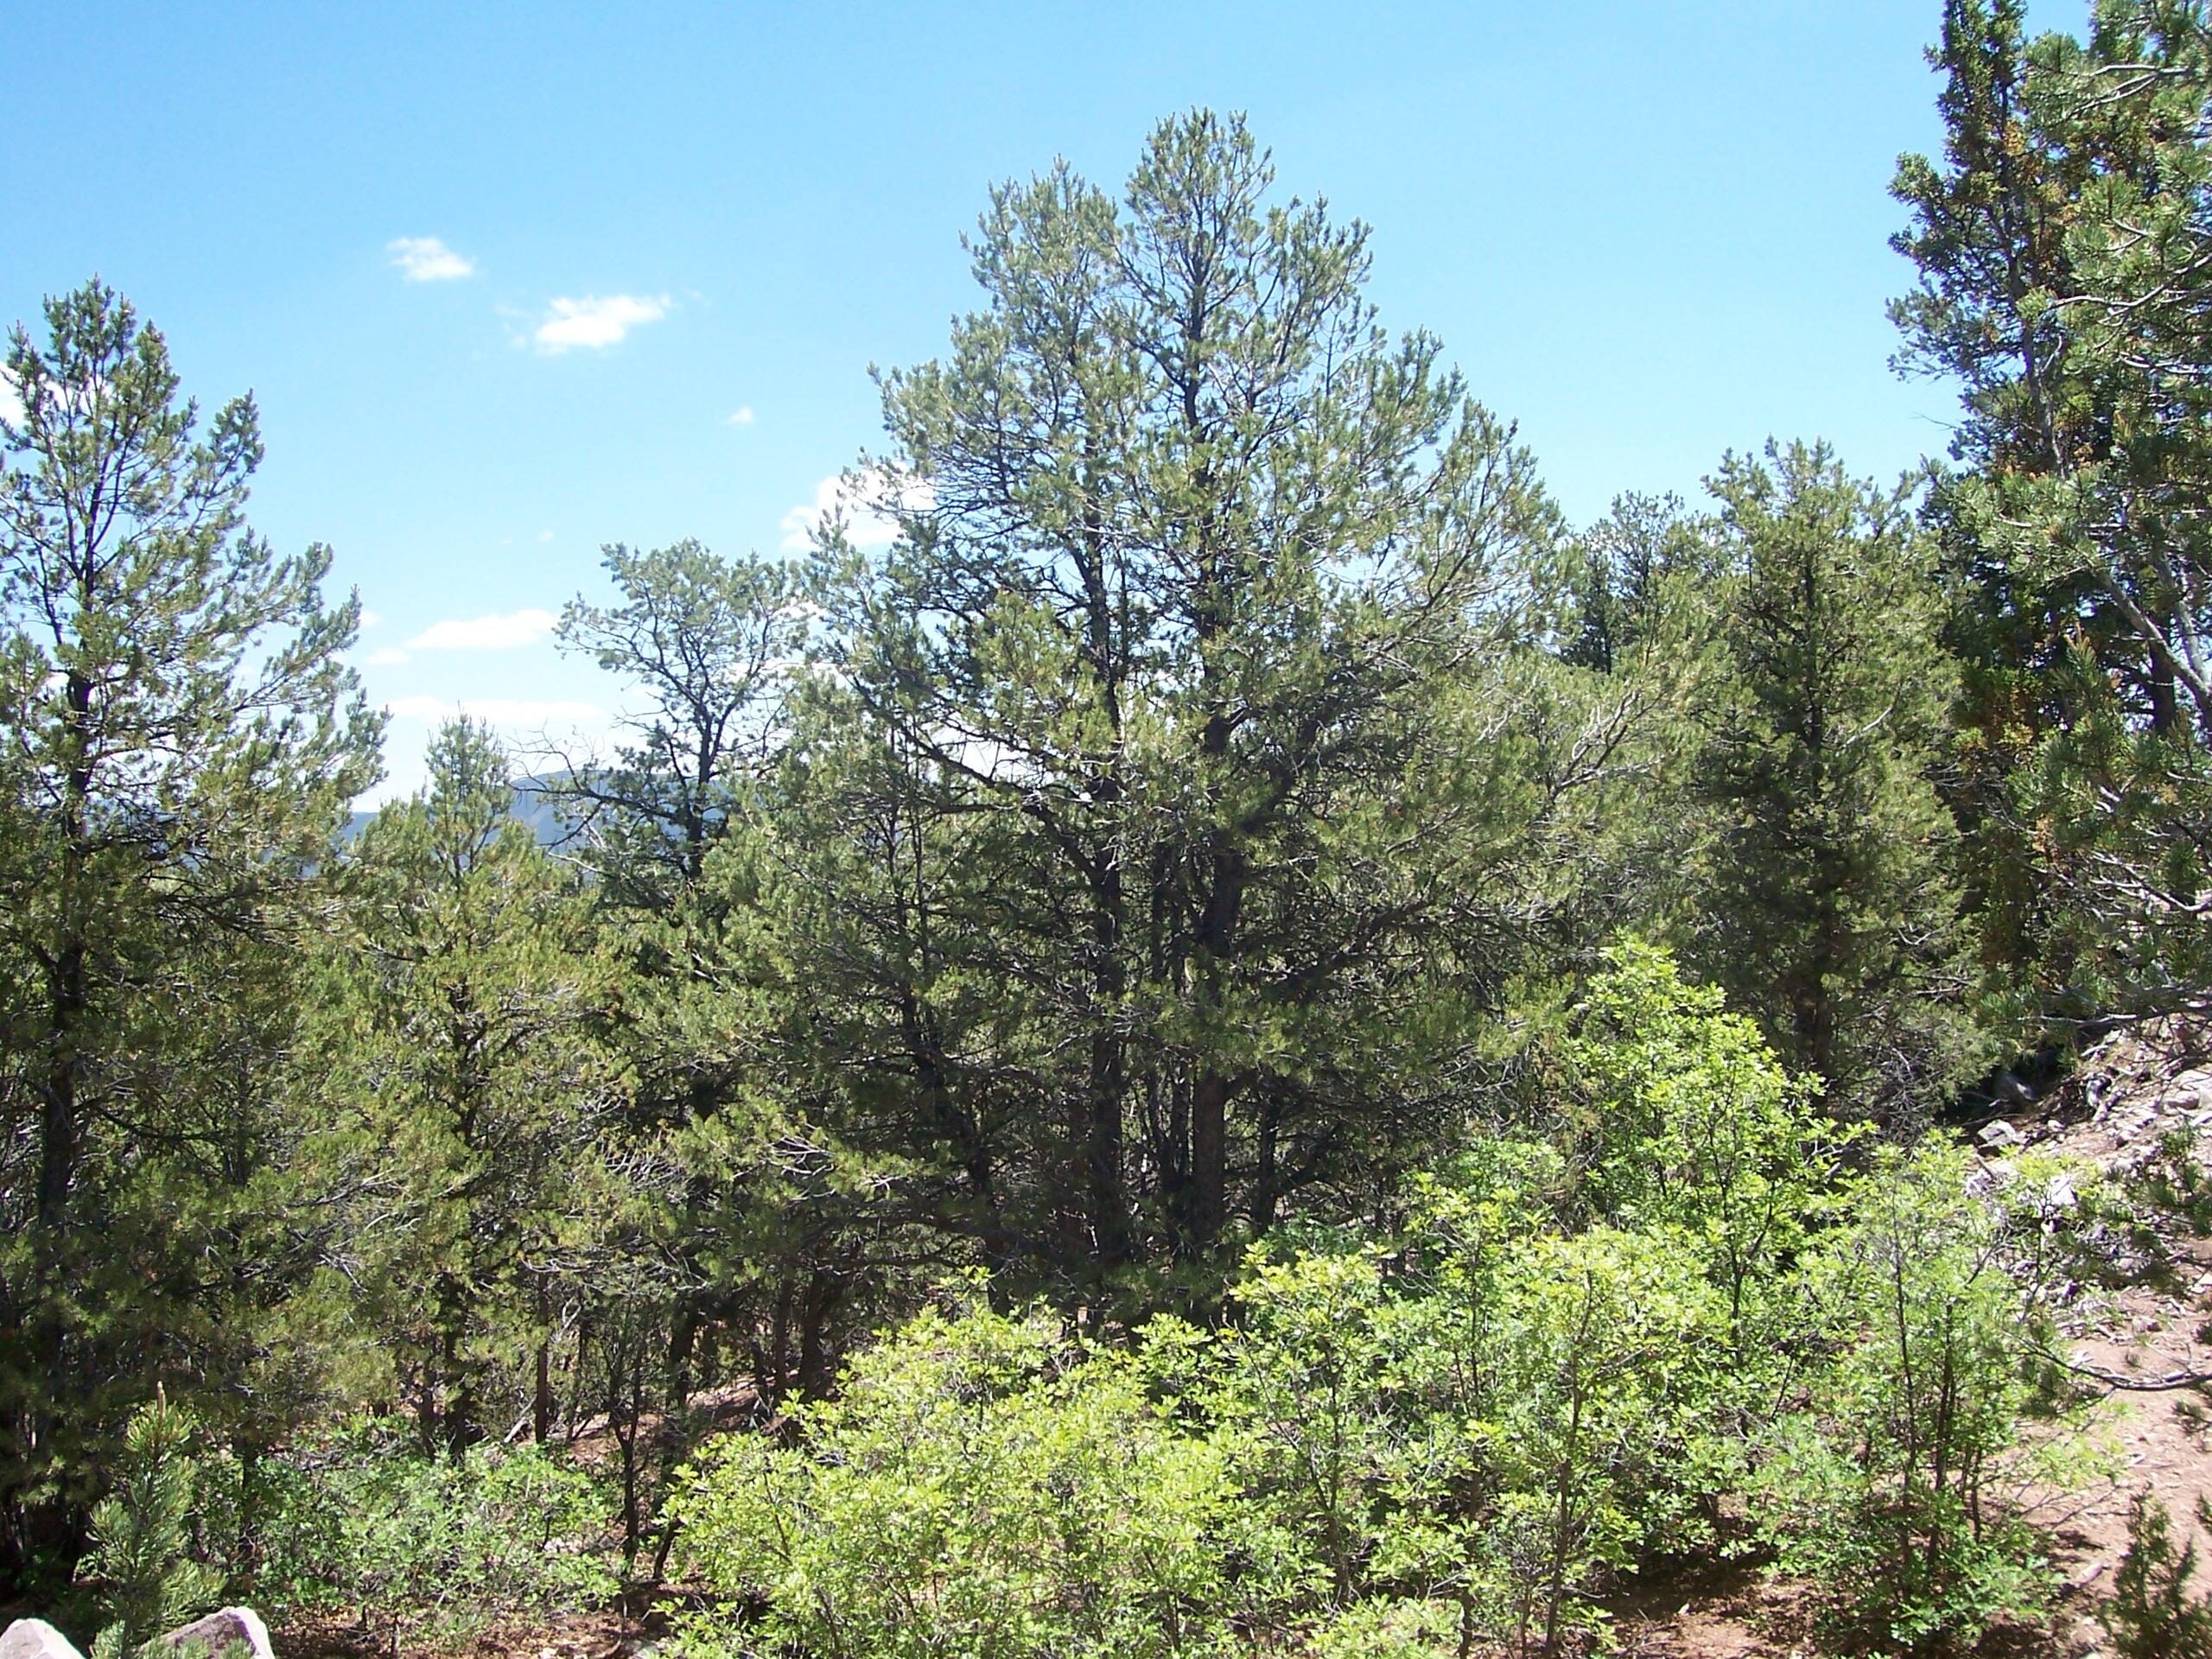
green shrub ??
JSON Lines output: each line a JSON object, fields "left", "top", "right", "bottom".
{"left": 1304, "top": 1597, "right": 1461, "bottom": 1659}
{"left": 1208, "top": 1244, "right": 1407, "bottom": 1614}
{"left": 1479, "top": 1227, "right": 1722, "bottom": 1655}
{"left": 254, "top": 1421, "right": 614, "bottom": 1649}
{"left": 669, "top": 947, "right": 2091, "bottom": 1659}
{"left": 1750, "top": 1145, "right": 2075, "bottom": 1651}
{"left": 673, "top": 1288, "right": 1249, "bottom": 1659}
{"left": 1567, "top": 936, "right": 1859, "bottom": 1363}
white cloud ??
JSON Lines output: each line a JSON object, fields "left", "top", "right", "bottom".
{"left": 534, "top": 294, "right": 669, "bottom": 353}
{"left": 357, "top": 694, "right": 618, "bottom": 807}
{"left": 359, "top": 607, "right": 383, "bottom": 629}
{"left": 362, "top": 646, "right": 411, "bottom": 667}
{"left": 387, "top": 236, "right": 477, "bottom": 283}
{"left": 536, "top": 529, "right": 555, "bottom": 543}
{"left": 780, "top": 467, "right": 934, "bottom": 554}
{"left": 726, "top": 406, "right": 755, "bottom": 427}
{"left": 406, "top": 607, "right": 559, "bottom": 652}
{"left": 385, "top": 695, "right": 606, "bottom": 727}
{"left": 0, "top": 369, "right": 21, "bottom": 428}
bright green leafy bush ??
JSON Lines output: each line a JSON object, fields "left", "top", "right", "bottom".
{"left": 672, "top": 944, "right": 2090, "bottom": 1659}
{"left": 675, "top": 1291, "right": 1248, "bottom": 1659}
{"left": 1751, "top": 1144, "right": 2078, "bottom": 1651}
{"left": 253, "top": 1422, "right": 614, "bottom": 1649}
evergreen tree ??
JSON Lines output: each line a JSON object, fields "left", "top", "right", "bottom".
{"left": 312, "top": 720, "right": 618, "bottom": 1459}
{"left": 1688, "top": 441, "right": 1982, "bottom": 1121}
{"left": 804, "top": 111, "right": 1604, "bottom": 1290}
{"left": 553, "top": 539, "right": 833, "bottom": 1561}
{"left": 79, "top": 1396, "right": 220, "bottom": 1657}
{"left": 552, "top": 539, "right": 803, "bottom": 905}
{"left": 1559, "top": 493, "right": 1707, "bottom": 676}
{"left": 1543, "top": 493, "right": 1729, "bottom": 964}
{"left": 1892, "top": 0, "right": 2212, "bottom": 1025}
{"left": 0, "top": 279, "right": 378, "bottom": 1590}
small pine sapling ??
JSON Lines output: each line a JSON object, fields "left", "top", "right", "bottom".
{"left": 80, "top": 1395, "right": 223, "bottom": 1657}
{"left": 2105, "top": 1492, "right": 2212, "bottom": 1659}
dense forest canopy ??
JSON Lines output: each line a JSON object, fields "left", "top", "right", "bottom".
{"left": 3, "top": 3, "right": 2212, "bottom": 1656}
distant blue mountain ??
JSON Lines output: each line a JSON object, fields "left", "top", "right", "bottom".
{"left": 343, "top": 776, "right": 576, "bottom": 849}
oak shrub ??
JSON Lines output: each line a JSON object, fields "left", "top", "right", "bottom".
{"left": 672, "top": 944, "right": 2090, "bottom": 1657}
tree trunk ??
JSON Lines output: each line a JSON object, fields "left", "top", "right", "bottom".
{"left": 533, "top": 1340, "right": 554, "bottom": 1445}
{"left": 35, "top": 955, "right": 80, "bottom": 1238}
{"left": 796, "top": 1268, "right": 842, "bottom": 1400}
{"left": 1191, "top": 1071, "right": 1229, "bottom": 1251}
{"left": 1251, "top": 1095, "right": 1281, "bottom": 1235}
{"left": 1187, "top": 826, "right": 1246, "bottom": 1255}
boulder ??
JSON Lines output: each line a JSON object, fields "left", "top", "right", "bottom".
{"left": 1979, "top": 1118, "right": 2026, "bottom": 1150}
{"left": 0, "top": 1622, "right": 85, "bottom": 1659}
{"left": 145, "top": 1611, "right": 272, "bottom": 1659}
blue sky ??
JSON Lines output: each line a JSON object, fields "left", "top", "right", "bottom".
{"left": 2, "top": 2, "right": 2069, "bottom": 801}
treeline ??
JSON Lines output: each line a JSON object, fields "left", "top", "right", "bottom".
{"left": 1, "top": 0, "right": 2208, "bottom": 1650}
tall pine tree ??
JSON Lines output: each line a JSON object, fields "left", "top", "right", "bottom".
{"left": 309, "top": 720, "right": 618, "bottom": 1459}
{"left": 804, "top": 111, "right": 1607, "bottom": 1292}
{"left": 0, "top": 280, "right": 378, "bottom": 1590}
{"left": 1893, "top": 0, "right": 2212, "bottom": 1025}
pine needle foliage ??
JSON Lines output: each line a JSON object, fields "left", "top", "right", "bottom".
{"left": 79, "top": 1397, "right": 221, "bottom": 1658}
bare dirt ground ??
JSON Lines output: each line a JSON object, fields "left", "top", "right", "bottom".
{"left": 276, "top": 1609, "right": 650, "bottom": 1659}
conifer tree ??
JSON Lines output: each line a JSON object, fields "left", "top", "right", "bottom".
{"left": 1546, "top": 493, "right": 1728, "bottom": 959}
{"left": 1688, "top": 441, "right": 1982, "bottom": 1121}
{"left": 806, "top": 111, "right": 1595, "bottom": 1285}
{"left": 1892, "top": 0, "right": 2212, "bottom": 1024}
{"left": 553, "top": 539, "right": 803, "bottom": 905}
{"left": 0, "top": 279, "right": 378, "bottom": 1589}
{"left": 313, "top": 720, "right": 617, "bottom": 1458}
{"left": 553, "top": 540, "right": 825, "bottom": 1550}
{"left": 1559, "top": 493, "right": 1707, "bottom": 677}
{"left": 80, "top": 1396, "right": 220, "bottom": 1657}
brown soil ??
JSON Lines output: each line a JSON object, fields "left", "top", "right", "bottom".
{"left": 276, "top": 1610, "right": 649, "bottom": 1659}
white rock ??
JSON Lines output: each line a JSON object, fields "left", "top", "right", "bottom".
{"left": 146, "top": 1610, "right": 272, "bottom": 1659}
{"left": 1980, "top": 1119, "right": 2026, "bottom": 1149}
{"left": 0, "top": 1622, "right": 85, "bottom": 1659}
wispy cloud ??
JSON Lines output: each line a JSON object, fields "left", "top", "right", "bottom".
{"left": 534, "top": 294, "right": 669, "bottom": 353}
{"left": 387, "top": 236, "right": 477, "bottom": 283}
{"left": 780, "top": 467, "right": 934, "bottom": 554}
{"left": 406, "top": 607, "right": 559, "bottom": 652}
{"left": 726, "top": 406, "right": 755, "bottom": 427}
{"left": 0, "top": 368, "right": 22, "bottom": 428}
{"left": 362, "top": 646, "right": 410, "bottom": 667}
{"left": 359, "top": 695, "right": 616, "bottom": 807}
{"left": 385, "top": 695, "right": 606, "bottom": 727}
{"left": 359, "top": 607, "right": 383, "bottom": 630}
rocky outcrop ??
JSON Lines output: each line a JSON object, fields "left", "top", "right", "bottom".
{"left": 0, "top": 1622, "right": 83, "bottom": 1659}
{"left": 2069, "top": 1027, "right": 2212, "bottom": 1171}
{"left": 143, "top": 1611, "right": 272, "bottom": 1659}
{"left": 0, "top": 1609, "right": 273, "bottom": 1659}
